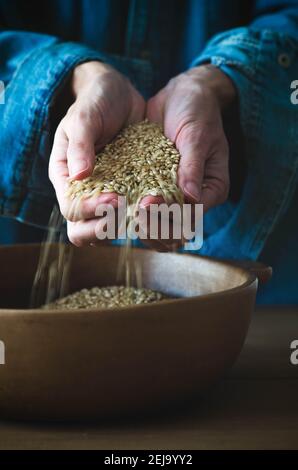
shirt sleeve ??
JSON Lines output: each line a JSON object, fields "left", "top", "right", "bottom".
{"left": 251, "top": 0, "right": 298, "bottom": 40}
{"left": 0, "top": 31, "right": 128, "bottom": 227}
{"left": 190, "top": 5, "right": 298, "bottom": 260}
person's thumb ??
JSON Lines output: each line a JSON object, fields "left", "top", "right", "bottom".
{"left": 67, "top": 126, "right": 96, "bottom": 180}
{"left": 176, "top": 122, "right": 207, "bottom": 203}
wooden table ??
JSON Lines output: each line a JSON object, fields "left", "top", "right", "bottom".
{"left": 0, "top": 307, "right": 297, "bottom": 450}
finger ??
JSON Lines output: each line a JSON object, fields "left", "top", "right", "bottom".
{"left": 138, "top": 195, "right": 165, "bottom": 209}
{"left": 66, "top": 116, "right": 98, "bottom": 179}
{"left": 67, "top": 216, "right": 113, "bottom": 247}
{"left": 175, "top": 122, "right": 209, "bottom": 203}
{"left": 66, "top": 192, "right": 119, "bottom": 222}
{"left": 200, "top": 144, "right": 230, "bottom": 212}
{"left": 126, "top": 89, "right": 146, "bottom": 125}
{"left": 146, "top": 93, "right": 165, "bottom": 125}
{"left": 49, "top": 126, "right": 70, "bottom": 217}
{"left": 50, "top": 126, "right": 120, "bottom": 221}
{"left": 200, "top": 176, "right": 229, "bottom": 212}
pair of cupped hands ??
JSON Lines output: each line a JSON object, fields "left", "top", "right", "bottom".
{"left": 49, "top": 61, "right": 235, "bottom": 250}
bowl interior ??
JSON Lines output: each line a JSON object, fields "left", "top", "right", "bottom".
{"left": 0, "top": 244, "right": 250, "bottom": 309}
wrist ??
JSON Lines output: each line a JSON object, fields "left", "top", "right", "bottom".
{"left": 71, "top": 60, "right": 113, "bottom": 96}
{"left": 188, "top": 64, "right": 237, "bottom": 109}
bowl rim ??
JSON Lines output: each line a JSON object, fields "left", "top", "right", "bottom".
{"left": 0, "top": 244, "right": 257, "bottom": 315}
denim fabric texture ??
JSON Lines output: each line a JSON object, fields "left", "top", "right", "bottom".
{"left": 0, "top": 0, "right": 297, "bottom": 302}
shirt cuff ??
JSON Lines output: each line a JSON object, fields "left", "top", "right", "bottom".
{"left": 0, "top": 40, "right": 130, "bottom": 227}
{"left": 189, "top": 27, "right": 298, "bottom": 260}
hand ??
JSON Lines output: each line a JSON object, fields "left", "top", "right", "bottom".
{"left": 49, "top": 61, "right": 145, "bottom": 246}
{"left": 141, "top": 64, "right": 236, "bottom": 250}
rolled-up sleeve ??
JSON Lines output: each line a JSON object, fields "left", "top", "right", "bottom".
{"left": 190, "top": 23, "right": 298, "bottom": 260}
{"left": 0, "top": 31, "right": 130, "bottom": 227}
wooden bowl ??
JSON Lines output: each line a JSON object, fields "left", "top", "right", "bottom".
{"left": 0, "top": 244, "right": 265, "bottom": 421}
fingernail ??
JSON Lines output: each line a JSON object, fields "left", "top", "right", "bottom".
{"left": 184, "top": 182, "right": 201, "bottom": 202}
{"left": 69, "top": 159, "right": 89, "bottom": 178}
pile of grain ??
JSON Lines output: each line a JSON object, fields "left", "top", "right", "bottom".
{"left": 43, "top": 286, "right": 169, "bottom": 310}
{"left": 67, "top": 120, "right": 183, "bottom": 204}
{"left": 61, "top": 121, "right": 182, "bottom": 307}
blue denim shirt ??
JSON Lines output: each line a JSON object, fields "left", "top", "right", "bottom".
{"left": 0, "top": 0, "right": 298, "bottom": 302}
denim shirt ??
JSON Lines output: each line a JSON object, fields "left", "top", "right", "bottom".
{"left": 0, "top": 0, "right": 298, "bottom": 302}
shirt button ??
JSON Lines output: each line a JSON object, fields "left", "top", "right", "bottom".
{"left": 278, "top": 53, "right": 291, "bottom": 68}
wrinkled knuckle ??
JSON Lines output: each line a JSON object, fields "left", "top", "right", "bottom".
{"left": 181, "top": 159, "right": 203, "bottom": 174}
{"left": 71, "top": 139, "right": 88, "bottom": 151}
{"left": 68, "top": 107, "right": 91, "bottom": 130}
{"left": 181, "top": 123, "right": 200, "bottom": 141}
{"left": 183, "top": 74, "right": 204, "bottom": 93}
{"left": 76, "top": 108, "right": 89, "bottom": 123}
{"left": 178, "top": 121, "right": 212, "bottom": 146}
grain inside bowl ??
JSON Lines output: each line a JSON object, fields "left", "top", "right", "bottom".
{"left": 34, "top": 122, "right": 185, "bottom": 310}
{"left": 43, "top": 286, "right": 171, "bottom": 310}
{"left": 65, "top": 120, "right": 185, "bottom": 290}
